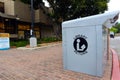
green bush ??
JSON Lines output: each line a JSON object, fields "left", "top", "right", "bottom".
{"left": 41, "top": 37, "right": 60, "bottom": 43}
{"left": 110, "top": 27, "right": 118, "bottom": 33}
{"left": 10, "top": 37, "right": 61, "bottom": 47}
{"left": 10, "top": 40, "right": 29, "bottom": 47}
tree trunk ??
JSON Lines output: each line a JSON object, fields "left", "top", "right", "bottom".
{"left": 53, "top": 23, "right": 62, "bottom": 40}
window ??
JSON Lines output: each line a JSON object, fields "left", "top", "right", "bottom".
{"left": 0, "top": 2, "right": 4, "bottom": 13}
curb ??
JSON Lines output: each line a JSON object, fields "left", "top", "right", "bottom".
{"left": 17, "top": 43, "right": 61, "bottom": 50}
{"left": 111, "top": 48, "right": 120, "bottom": 80}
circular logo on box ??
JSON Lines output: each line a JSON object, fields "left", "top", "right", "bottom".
{"left": 73, "top": 35, "right": 88, "bottom": 55}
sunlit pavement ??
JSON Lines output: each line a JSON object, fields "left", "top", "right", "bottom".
{"left": 110, "top": 36, "right": 120, "bottom": 68}
{"left": 110, "top": 36, "right": 120, "bottom": 80}
{"left": 0, "top": 43, "right": 112, "bottom": 80}
{"left": 110, "top": 36, "right": 120, "bottom": 59}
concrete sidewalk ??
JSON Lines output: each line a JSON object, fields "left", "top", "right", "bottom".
{"left": 0, "top": 44, "right": 112, "bottom": 80}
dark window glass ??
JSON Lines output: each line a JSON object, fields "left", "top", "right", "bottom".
{"left": 0, "top": 2, "right": 4, "bottom": 13}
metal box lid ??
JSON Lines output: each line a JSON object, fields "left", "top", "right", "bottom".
{"left": 62, "top": 11, "right": 119, "bottom": 28}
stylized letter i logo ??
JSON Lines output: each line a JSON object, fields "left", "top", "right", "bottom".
{"left": 73, "top": 35, "right": 88, "bottom": 55}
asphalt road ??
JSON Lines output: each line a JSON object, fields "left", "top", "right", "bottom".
{"left": 110, "top": 36, "right": 120, "bottom": 59}
{"left": 110, "top": 36, "right": 120, "bottom": 54}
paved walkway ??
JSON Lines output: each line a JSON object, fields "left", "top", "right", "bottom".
{"left": 0, "top": 44, "right": 112, "bottom": 80}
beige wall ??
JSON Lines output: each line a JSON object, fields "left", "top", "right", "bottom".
{"left": 0, "top": 0, "right": 31, "bottom": 22}
{"left": 41, "top": 27, "right": 55, "bottom": 38}
{"left": 39, "top": 9, "right": 47, "bottom": 24}
{"left": 14, "top": 0, "right": 52, "bottom": 23}
{"left": 35, "top": 9, "right": 40, "bottom": 23}
{"left": 14, "top": 0, "right": 52, "bottom": 24}
{"left": 35, "top": 9, "right": 51, "bottom": 25}
{"left": 0, "top": 0, "right": 15, "bottom": 15}
{"left": 0, "top": 0, "right": 52, "bottom": 24}
{"left": 14, "top": 0, "right": 31, "bottom": 22}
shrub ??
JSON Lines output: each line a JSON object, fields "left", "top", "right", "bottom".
{"left": 41, "top": 37, "right": 60, "bottom": 43}
{"left": 10, "top": 40, "right": 29, "bottom": 47}
{"left": 10, "top": 37, "right": 61, "bottom": 47}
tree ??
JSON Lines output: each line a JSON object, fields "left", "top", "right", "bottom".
{"left": 110, "top": 27, "right": 118, "bottom": 33}
{"left": 113, "top": 23, "right": 120, "bottom": 33}
{"left": 47, "top": 0, "right": 109, "bottom": 23}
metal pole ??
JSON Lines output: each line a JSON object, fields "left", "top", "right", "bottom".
{"left": 107, "top": 29, "right": 110, "bottom": 60}
{"left": 30, "top": 0, "right": 35, "bottom": 37}
{"left": 30, "top": 0, "right": 37, "bottom": 48}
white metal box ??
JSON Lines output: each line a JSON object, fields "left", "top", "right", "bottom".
{"left": 62, "top": 11, "right": 119, "bottom": 77}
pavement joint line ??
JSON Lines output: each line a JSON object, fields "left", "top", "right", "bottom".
{"left": 17, "top": 43, "right": 61, "bottom": 50}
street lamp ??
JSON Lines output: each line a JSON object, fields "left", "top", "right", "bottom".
{"left": 30, "top": 0, "right": 37, "bottom": 47}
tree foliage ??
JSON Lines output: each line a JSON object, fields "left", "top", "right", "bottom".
{"left": 47, "top": 0, "right": 109, "bottom": 23}
{"left": 110, "top": 27, "right": 118, "bottom": 33}
{"left": 113, "top": 23, "right": 120, "bottom": 33}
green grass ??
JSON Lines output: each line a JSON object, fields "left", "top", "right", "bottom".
{"left": 10, "top": 37, "right": 61, "bottom": 47}
{"left": 40, "top": 37, "right": 60, "bottom": 43}
{"left": 10, "top": 40, "right": 29, "bottom": 47}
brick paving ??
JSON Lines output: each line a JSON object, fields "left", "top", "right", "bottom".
{"left": 0, "top": 44, "right": 112, "bottom": 80}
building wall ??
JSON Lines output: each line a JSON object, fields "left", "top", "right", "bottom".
{"left": 0, "top": 0, "right": 31, "bottom": 22}
{"left": 35, "top": 7, "right": 55, "bottom": 38}
{"left": 0, "top": 0, "right": 53, "bottom": 24}
{"left": 0, "top": 0, "right": 55, "bottom": 39}
{"left": 35, "top": 9, "right": 40, "bottom": 23}
{"left": 35, "top": 9, "right": 47, "bottom": 23}
{"left": 41, "top": 27, "right": 55, "bottom": 38}
{"left": 14, "top": 0, "right": 31, "bottom": 22}
{"left": 0, "top": 0, "right": 15, "bottom": 15}
{"left": 35, "top": 7, "right": 53, "bottom": 25}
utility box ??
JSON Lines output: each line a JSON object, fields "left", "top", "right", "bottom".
{"left": 62, "top": 11, "right": 119, "bottom": 77}
{"left": 30, "top": 37, "right": 37, "bottom": 48}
